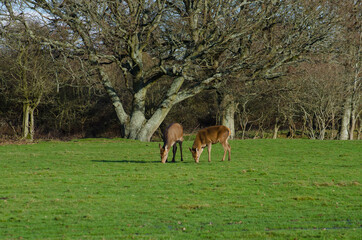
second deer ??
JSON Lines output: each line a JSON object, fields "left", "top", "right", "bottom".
{"left": 189, "top": 125, "right": 231, "bottom": 163}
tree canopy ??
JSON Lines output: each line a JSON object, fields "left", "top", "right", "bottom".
{"left": 1, "top": 0, "right": 360, "bottom": 141}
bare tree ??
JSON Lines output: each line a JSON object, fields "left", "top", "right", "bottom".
{"left": 215, "top": 0, "right": 339, "bottom": 138}
{"left": 0, "top": 22, "right": 53, "bottom": 141}
{"left": 335, "top": 0, "right": 361, "bottom": 140}
{"left": 2, "top": 0, "right": 339, "bottom": 141}
{"left": 296, "top": 62, "right": 346, "bottom": 140}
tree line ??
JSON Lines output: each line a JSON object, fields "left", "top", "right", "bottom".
{"left": 0, "top": 0, "right": 360, "bottom": 142}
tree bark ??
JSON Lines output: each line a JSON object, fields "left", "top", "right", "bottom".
{"left": 238, "top": 101, "right": 250, "bottom": 140}
{"left": 128, "top": 88, "right": 147, "bottom": 139}
{"left": 22, "top": 102, "right": 36, "bottom": 141}
{"left": 349, "top": 108, "right": 356, "bottom": 140}
{"left": 287, "top": 118, "right": 296, "bottom": 138}
{"left": 136, "top": 105, "right": 173, "bottom": 142}
{"left": 22, "top": 103, "right": 30, "bottom": 140}
{"left": 319, "top": 125, "right": 326, "bottom": 140}
{"left": 330, "top": 112, "right": 336, "bottom": 139}
{"left": 29, "top": 106, "right": 35, "bottom": 140}
{"left": 340, "top": 34, "right": 360, "bottom": 140}
{"left": 220, "top": 94, "right": 238, "bottom": 139}
{"left": 240, "top": 119, "right": 248, "bottom": 140}
{"left": 273, "top": 121, "right": 280, "bottom": 139}
{"left": 349, "top": 72, "right": 360, "bottom": 140}
{"left": 340, "top": 96, "right": 352, "bottom": 140}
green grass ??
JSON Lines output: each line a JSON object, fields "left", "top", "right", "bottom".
{"left": 0, "top": 139, "right": 361, "bottom": 239}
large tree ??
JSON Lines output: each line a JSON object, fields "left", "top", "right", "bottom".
{"left": 3, "top": 0, "right": 338, "bottom": 141}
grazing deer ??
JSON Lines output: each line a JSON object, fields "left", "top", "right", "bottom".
{"left": 189, "top": 125, "right": 231, "bottom": 163}
{"left": 159, "top": 123, "right": 184, "bottom": 163}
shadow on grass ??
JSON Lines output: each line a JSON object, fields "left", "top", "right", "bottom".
{"left": 92, "top": 160, "right": 160, "bottom": 164}
{"left": 92, "top": 160, "right": 193, "bottom": 164}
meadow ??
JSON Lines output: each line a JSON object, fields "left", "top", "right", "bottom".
{"left": 0, "top": 139, "right": 361, "bottom": 239}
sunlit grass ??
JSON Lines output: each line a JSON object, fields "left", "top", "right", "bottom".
{"left": 0, "top": 139, "right": 361, "bottom": 239}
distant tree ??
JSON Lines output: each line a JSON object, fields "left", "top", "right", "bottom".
{"left": 0, "top": 23, "right": 54, "bottom": 141}
{"left": 0, "top": 51, "right": 21, "bottom": 138}
{"left": 263, "top": 79, "right": 297, "bottom": 139}
{"left": 295, "top": 62, "right": 346, "bottom": 140}
{"left": 336, "top": 1, "right": 361, "bottom": 140}
{"left": 215, "top": 0, "right": 339, "bottom": 138}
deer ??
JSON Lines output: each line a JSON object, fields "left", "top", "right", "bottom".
{"left": 189, "top": 125, "right": 231, "bottom": 163}
{"left": 159, "top": 123, "right": 184, "bottom": 163}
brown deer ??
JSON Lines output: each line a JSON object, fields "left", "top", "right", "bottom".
{"left": 159, "top": 123, "right": 184, "bottom": 163}
{"left": 189, "top": 125, "right": 231, "bottom": 163}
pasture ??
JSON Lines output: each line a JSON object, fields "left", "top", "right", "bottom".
{"left": 0, "top": 139, "right": 361, "bottom": 239}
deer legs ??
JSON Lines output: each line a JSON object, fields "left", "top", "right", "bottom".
{"left": 206, "top": 142, "right": 231, "bottom": 162}
{"left": 171, "top": 141, "right": 183, "bottom": 162}
{"left": 207, "top": 143, "right": 212, "bottom": 162}
{"left": 221, "top": 142, "right": 231, "bottom": 161}
{"left": 179, "top": 141, "right": 183, "bottom": 161}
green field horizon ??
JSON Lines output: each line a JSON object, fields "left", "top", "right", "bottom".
{"left": 0, "top": 139, "right": 361, "bottom": 239}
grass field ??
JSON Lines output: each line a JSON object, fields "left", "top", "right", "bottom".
{"left": 0, "top": 139, "right": 361, "bottom": 239}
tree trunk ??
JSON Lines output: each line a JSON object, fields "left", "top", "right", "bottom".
{"left": 340, "top": 96, "right": 352, "bottom": 140}
{"left": 22, "top": 102, "right": 35, "bottom": 141}
{"left": 273, "top": 122, "right": 279, "bottom": 139}
{"left": 240, "top": 120, "right": 248, "bottom": 140}
{"left": 301, "top": 115, "right": 307, "bottom": 138}
{"left": 238, "top": 101, "right": 249, "bottom": 140}
{"left": 29, "top": 107, "right": 35, "bottom": 140}
{"left": 135, "top": 76, "right": 194, "bottom": 141}
{"left": 319, "top": 126, "right": 326, "bottom": 140}
{"left": 349, "top": 108, "right": 356, "bottom": 140}
{"left": 22, "top": 102, "right": 30, "bottom": 140}
{"left": 350, "top": 39, "right": 361, "bottom": 140}
{"left": 220, "top": 94, "right": 238, "bottom": 139}
{"left": 349, "top": 84, "right": 360, "bottom": 140}
{"left": 316, "top": 116, "right": 326, "bottom": 140}
{"left": 330, "top": 112, "right": 336, "bottom": 139}
{"left": 128, "top": 88, "right": 147, "bottom": 139}
{"left": 136, "top": 105, "right": 173, "bottom": 142}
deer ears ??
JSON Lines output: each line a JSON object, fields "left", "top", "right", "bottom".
{"left": 159, "top": 144, "right": 167, "bottom": 150}
{"left": 189, "top": 147, "right": 198, "bottom": 152}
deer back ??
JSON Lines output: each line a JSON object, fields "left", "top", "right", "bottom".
{"left": 164, "top": 123, "right": 184, "bottom": 148}
{"left": 194, "top": 125, "right": 230, "bottom": 148}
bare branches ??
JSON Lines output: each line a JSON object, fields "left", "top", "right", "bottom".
{"left": 1, "top": 0, "right": 343, "bottom": 140}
